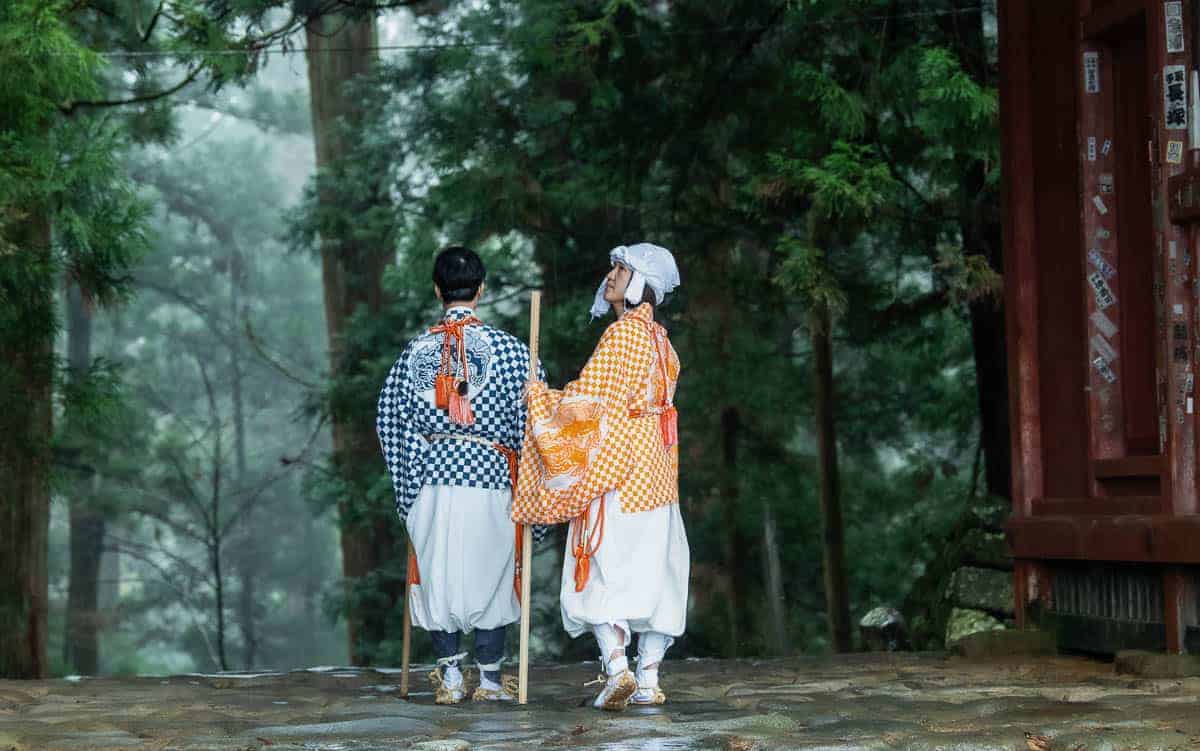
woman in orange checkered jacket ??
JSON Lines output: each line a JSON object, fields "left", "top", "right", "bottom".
{"left": 513, "top": 243, "right": 689, "bottom": 711}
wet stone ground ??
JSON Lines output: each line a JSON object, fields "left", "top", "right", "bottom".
{"left": 1, "top": 653, "right": 1199, "bottom": 750}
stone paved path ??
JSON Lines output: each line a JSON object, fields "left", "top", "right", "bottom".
{"left": 1, "top": 653, "right": 1199, "bottom": 750}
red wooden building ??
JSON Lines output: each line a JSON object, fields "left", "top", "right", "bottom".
{"left": 1002, "top": 0, "right": 1200, "bottom": 653}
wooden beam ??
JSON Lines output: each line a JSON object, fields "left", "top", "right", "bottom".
{"left": 1081, "top": 0, "right": 1145, "bottom": 40}
{"left": 999, "top": 0, "right": 1044, "bottom": 518}
{"left": 1034, "top": 496, "right": 1162, "bottom": 515}
{"left": 1163, "top": 568, "right": 1197, "bottom": 653}
{"left": 1093, "top": 456, "right": 1165, "bottom": 478}
{"left": 1008, "top": 514, "right": 1200, "bottom": 562}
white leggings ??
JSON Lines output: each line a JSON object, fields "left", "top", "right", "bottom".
{"left": 593, "top": 623, "right": 675, "bottom": 668}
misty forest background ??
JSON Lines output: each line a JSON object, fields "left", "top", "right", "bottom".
{"left": 0, "top": 0, "right": 1008, "bottom": 678}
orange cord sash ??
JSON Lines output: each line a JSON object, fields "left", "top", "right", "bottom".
{"left": 406, "top": 437, "right": 525, "bottom": 602}
{"left": 428, "top": 316, "right": 482, "bottom": 425}
{"left": 568, "top": 318, "right": 677, "bottom": 592}
{"left": 493, "top": 443, "right": 526, "bottom": 602}
{"left": 571, "top": 495, "right": 605, "bottom": 592}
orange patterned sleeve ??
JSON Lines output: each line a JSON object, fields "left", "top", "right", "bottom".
{"left": 512, "top": 317, "right": 654, "bottom": 524}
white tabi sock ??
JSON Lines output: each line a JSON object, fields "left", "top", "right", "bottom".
{"left": 476, "top": 660, "right": 503, "bottom": 690}
{"left": 441, "top": 664, "right": 463, "bottom": 688}
{"left": 606, "top": 654, "right": 629, "bottom": 676}
{"left": 636, "top": 666, "right": 659, "bottom": 689}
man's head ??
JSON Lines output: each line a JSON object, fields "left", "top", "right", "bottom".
{"left": 433, "top": 246, "right": 486, "bottom": 307}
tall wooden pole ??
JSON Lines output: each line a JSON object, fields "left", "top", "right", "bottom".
{"left": 399, "top": 540, "right": 414, "bottom": 698}
{"left": 518, "top": 291, "right": 541, "bottom": 704}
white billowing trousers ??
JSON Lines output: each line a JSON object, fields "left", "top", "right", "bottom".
{"left": 560, "top": 489, "right": 690, "bottom": 660}
{"left": 406, "top": 484, "right": 520, "bottom": 633}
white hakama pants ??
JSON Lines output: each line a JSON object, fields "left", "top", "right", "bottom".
{"left": 406, "top": 484, "right": 520, "bottom": 633}
{"left": 560, "top": 490, "right": 690, "bottom": 643}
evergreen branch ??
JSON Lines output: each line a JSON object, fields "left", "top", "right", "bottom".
{"left": 139, "top": 0, "right": 167, "bottom": 43}
{"left": 104, "top": 537, "right": 223, "bottom": 668}
{"left": 243, "top": 319, "right": 320, "bottom": 390}
{"left": 875, "top": 290, "right": 950, "bottom": 327}
{"left": 218, "top": 469, "right": 289, "bottom": 538}
{"left": 61, "top": 64, "right": 203, "bottom": 114}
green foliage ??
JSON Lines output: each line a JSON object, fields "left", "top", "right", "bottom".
{"left": 281, "top": 0, "right": 1000, "bottom": 660}
{"left": 775, "top": 240, "right": 847, "bottom": 322}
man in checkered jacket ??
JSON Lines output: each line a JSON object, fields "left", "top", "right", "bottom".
{"left": 376, "top": 246, "right": 542, "bottom": 705}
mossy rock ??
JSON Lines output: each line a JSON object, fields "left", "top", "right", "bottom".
{"left": 945, "top": 607, "right": 1004, "bottom": 646}
{"left": 947, "top": 566, "right": 1014, "bottom": 615}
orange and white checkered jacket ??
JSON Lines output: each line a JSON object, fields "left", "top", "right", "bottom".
{"left": 512, "top": 303, "right": 680, "bottom": 524}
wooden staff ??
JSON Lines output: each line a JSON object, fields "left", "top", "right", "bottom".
{"left": 400, "top": 539, "right": 414, "bottom": 699}
{"left": 518, "top": 290, "right": 541, "bottom": 705}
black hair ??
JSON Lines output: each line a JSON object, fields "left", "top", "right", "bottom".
{"left": 433, "top": 246, "right": 486, "bottom": 304}
{"left": 637, "top": 284, "right": 658, "bottom": 308}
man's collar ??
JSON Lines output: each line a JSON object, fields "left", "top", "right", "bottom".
{"left": 443, "top": 305, "right": 477, "bottom": 322}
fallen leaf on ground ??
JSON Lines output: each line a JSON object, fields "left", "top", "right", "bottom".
{"left": 570, "top": 725, "right": 588, "bottom": 736}
{"left": 1024, "top": 732, "right": 1050, "bottom": 751}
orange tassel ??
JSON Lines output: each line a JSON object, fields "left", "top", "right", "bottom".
{"left": 660, "top": 406, "right": 678, "bottom": 448}
{"left": 573, "top": 551, "right": 590, "bottom": 592}
{"left": 448, "top": 389, "right": 475, "bottom": 425}
{"left": 434, "top": 374, "right": 455, "bottom": 410}
{"left": 407, "top": 550, "right": 421, "bottom": 585}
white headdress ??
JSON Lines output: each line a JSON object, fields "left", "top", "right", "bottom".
{"left": 589, "top": 243, "right": 681, "bottom": 319}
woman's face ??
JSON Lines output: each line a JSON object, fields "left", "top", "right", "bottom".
{"left": 603, "top": 261, "right": 633, "bottom": 306}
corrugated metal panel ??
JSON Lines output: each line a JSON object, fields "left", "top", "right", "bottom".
{"left": 1051, "top": 566, "right": 1163, "bottom": 623}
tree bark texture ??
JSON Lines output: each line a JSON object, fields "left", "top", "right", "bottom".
{"left": 720, "top": 406, "right": 743, "bottom": 658}
{"left": 65, "top": 281, "right": 105, "bottom": 675}
{"left": 761, "top": 503, "right": 790, "bottom": 655}
{"left": 0, "top": 210, "right": 53, "bottom": 679}
{"left": 943, "top": 5, "right": 1011, "bottom": 501}
{"left": 305, "top": 13, "right": 400, "bottom": 665}
{"left": 812, "top": 302, "right": 851, "bottom": 653}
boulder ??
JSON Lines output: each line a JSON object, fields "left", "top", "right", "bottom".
{"left": 944, "top": 607, "right": 1005, "bottom": 647}
{"left": 947, "top": 566, "right": 1014, "bottom": 616}
{"left": 859, "top": 606, "right": 910, "bottom": 651}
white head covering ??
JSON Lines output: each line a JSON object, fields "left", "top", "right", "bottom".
{"left": 589, "top": 243, "right": 681, "bottom": 319}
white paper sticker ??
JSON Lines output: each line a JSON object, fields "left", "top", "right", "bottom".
{"left": 1166, "top": 2, "right": 1185, "bottom": 54}
{"left": 1165, "top": 64, "right": 1188, "bottom": 129}
{"left": 1089, "top": 271, "right": 1117, "bottom": 309}
{"left": 1084, "top": 51, "right": 1101, "bottom": 94}
{"left": 1099, "top": 173, "right": 1114, "bottom": 193}
{"left": 1091, "top": 310, "right": 1118, "bottom": 338}
{"left": 1102, "top": 139, "right": 1113, "bottom": 156}
{"left": 1168, "top": 140, "right": 1185, "bottom": 163}
{"left": 1093, "top": 355, "right": 1119, "bottom": 383}
{"left": 1176, "top": 303, "right": 1187, "bottom": 317}
{"left": 1091, "top": 334, "right": 1119, "bottom": 362}
{"left": 1093, "top": 195, "right": 1109, "bottom": 214}
{"left": 1088, "top": 136, "right": 1098, "bottom": 161}
{"left": 1088, "top": 248, "right": 1117, "bottom": 278}
{"left": 1188, "top": 397, "right": 1194, "bottom": 414}
{"left": 1171, "top": 239, "right": 1179, "bottom": 258}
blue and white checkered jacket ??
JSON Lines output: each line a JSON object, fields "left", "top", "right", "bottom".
{"left": 376, "top": 306, "right": 547, "bottom": 540}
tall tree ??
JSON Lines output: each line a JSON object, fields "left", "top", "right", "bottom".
{"left": 302, "top": 9, "right": 400, "bottom": 666}
{"left": 0, "top": 1, "right": 149, "bottom": 679}
{"left": 64, "top": 281, "right": 106, "bottom": 675}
